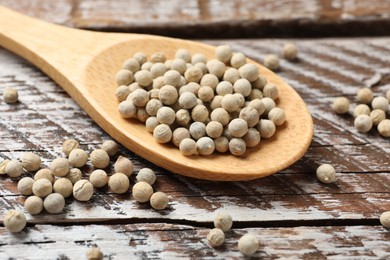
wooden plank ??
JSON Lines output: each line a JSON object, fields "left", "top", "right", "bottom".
{"left": 0, "top": 224, "right": 389, "bottom": 259}
{"left": 1, "top": 0, "right": 390, "bottom": 37}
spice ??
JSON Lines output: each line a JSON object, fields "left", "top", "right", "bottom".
{"left": 263, "top": 54, "right": 280, "bottom": 71}
{"left": 243, "top": 128, "right": 261, "bottom": 148}
{"left": 263, "top": 83, "right": 279, "bottom": 100}
{"left": 157, "top": 106, "right": 176, "bottom": 125}
{"left": 371, "top": 96, "right": 389, "bottom": 111}
{"left": 153, "top": 124, "right": 172, "bottom": 143}
{"left": 215, "top": 45, "right": 233, "bottom": 63}
{"left": 178, "top": 92, "right": 198, "bottom": 109}
{"left": 206, "top": 59, "right": 226, "bottom": 79}
{"left": 228, "top": 118, "right": 248, "bottom": 138}
{"left": 380, "top": 211, "right": 390, "bottom": 228}
{"left": 238, "top": 233, "right": 259, "bottom": 256}
{"left": 207, "top": 228, "right": 225, "bottom": 247}
{"left": 214, "top": 136, "right": 229, "bottom": 153}
{"left": 354, "top": 104, "right": 371, "bottom": 117}
{"left": 175, "top": 49, "right": 191, "bottom": 63}
{"left": 146, "top": 99, "right": 164, "bottom": 116}
{"left": 108, "top": 173, "right": 130, "bottom": 194}
{"left": 268, "top": 107, "right": 286, "bottom": 126}
{"left": 179, "top": 138, "right": 197, "bottom": 156}
{"left": 163, "top": 70, "right": 181, "bottom": 88}
{"left": 68, "top": 148, "right": 88, "bottom": 168}
{"left": 86, "top": 247, "right": 103, "bottom": 260}
{"left": 230, "top": 52, "right": 246, "bottom": 69}
{"left": 115, "top": 69, "right": 134, "bottom": 86}
{"left": 24, "top": 196, "right": 44, "bottom": 215}
{"left": 223, "top": 68, "right": 240, "bottom": 84}
{"left": 172, "top": 127, "right": 191, "bottom": 147}
{"left": 134, "top": 70, "right": 153, "bottom": 87}
{"left": 354, "top": 114, "right": 373, "bottom": 133}
{"left": 171, "top": 59, "right": 187, "bottom": 74}
{"left": 122, "top": 58, "right": 140, "bottom": 73}
{"left": 216, "top": 81, "right": 233, "bottom": 96}
{"left": 3, "top": 87, "right": 19, "bottom": 104}
{"left": 197, "top": 137, "right": 215, "bottom": 155}
{"left": 261, "top": 97, "right": 276, "bottom": 115}
{"left": 150, "top": 191, "right": 169, "bottom": 210}
{"left": 118, "top": 100, "right": 137, "bottom": 118}
{"left": 282, "top": 43, "right": 298, "bottom": 60}
{"left": 198, "top": 86, "right": 214, "bottom": 103}
{"left": 239, "top": 107, "right": 260, "bottom": 128}
{"left": 233, "top": 79, "right": 252, "bottom": 97}
{"left": 133, "top": 52, "right": 147, "bottom": 65}
{"left": 90, "top": 149, "right": 110, "bottom": 169}
{"left": 136, "top": 168, "right": 157, "bottom": 185}
{"left": 43, "top": 193, "right": 65, "bottom": 214}
{"left": 200, "top": 74, "right": 219, "bottom": 89}
{"left": 73, "top": 180, "right": 94, "bottom": 201}
{"left": 189, "top": 122, "right": 206, "bottom": 140}
{"left": 65, "top": 168, "right": 82, "bottom": 184}
{"left": 101, "top": 140, "right": 118, "bottom": 157}
{"left": 357, "top": 88, "right": 374, "bottom": 104}
{"left": 214, "top": 211, "right": 233, "bottom": 231}
{"left": 257, "top": 119, "right": 276, "bottom": 138}
{"left": 21, "top": 152, "right": 41, "bottom": 172}
{"left": 35, "top": 168, "right": 55, "bottom": 183}
{"left": 221, "top": 94, "right": 240, "bottom": 113}
{"left": 191, "top": 53, "right": 207, "bottom": 65}
{"left": 211, "top": 108, "right": 230, "bottom": 126}
{"left": 32, "top": 178, "right": 53, "bottom": 198}
{"left": 49, "top": 158, "right": 69, "bottom": 177}
{"left": 316, "top": 164, "right": 337, "bottom": 183}
{"left": 0, "top": 159, "right": 10, "bottom": 174}
{"left": 159, "top": 85, "right": 179, "bottom": 105}
{"left": 132, "top": 181, "right": 153, "bottom": 203}
{"left": 175, "top": 109, "right": 191, "bottom": 126}
{"left": 191, "top": 105, "right": 209, "bottom": 122}
{"left": 150, "top": 62, "right": 167, "bottom": 78}
{"left": 3, "top": 210, "right": 26, "bottom": 233}
{"left": 239, "top": 63, "right": 259, "bottom": 82}
{"left": 17, "top": 177, "right": 35, "bottom": 195}
{"left": 370, "top": 109, "right": 385, "bottom": 126}
{"left": 332, "top": 97, "right": 350, "bottom": 114}
{"left": 206, "top": 121, "right": 223, "bottom": 138}
{"left": 114, "top": 156, "right": 133, "bottom": 177}
{"left": 378, "top": 119, "right": 390, "bottom": 137}
{"left": 62, "top": 139, "right": 80, "bottom": 157}
{"left": 6, "top": 159, "right": 23, "bottom": 178}
{"left": 185, "top": 66, "right": 203, "bottom": 83}
{"left": 53, "top": 178, "right": 73, "bottom": 198}
{"left": 89, "top": 169, "right": 108, "bottom": 188}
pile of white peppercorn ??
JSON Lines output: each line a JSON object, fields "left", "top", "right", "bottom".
{"left": 115, "top": 45, "right": 288, "bottom": 156}
{"left": 332, "top": 88, "right": 390, "bottom": 136}
{"left": 1, "top": 139, "right": 169, "bottom": 234}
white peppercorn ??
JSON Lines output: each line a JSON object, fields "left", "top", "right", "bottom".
{"left": 171, "top": 59, "right": 187, "bottom": 75}
{"left": 189, "top": 122, "right": 206, "bottom": 140}
{"left": 233, "top": 79, "right": 251, "bottom": 97}
{"left": 216, "top": 81, "right": 233, "bottom": 96}
{"left": 122, "top": 58, "right": 140, "bottom": 73}
{"left": 354, "top": 114, "right": 373, "bottom": 133}
{"left": 332, "top": 97, "right": 350, "bottom": 114}
{"left": 207, "top": 228, "right": 225, "bottom": 247}
{"left": 32, "top": 178, "right": 53, "bottom": 197}
{"left": 263, "top": 83, "right": 279, "bottom": 100}
{"left": 191, "top": 105, "right": 209, "bottom": 122}
{"left": 53, "top": 178, "right": 73, "bottom": 198}
{"left": 129, "top": 82, "right": 142, "bottom": 92}
{"left": 134, "top": 70, "right": 153, "bottom": 87}
{"left": 248, "top": 99, "right": 265, "bottom": 116}
{"left": 252, "top": 75, "right": 267, "bottom": 90}
{"left": 210, "top": 95, "right": 223, "bottom": 110}
{"left": 141, "top": 61, "right": 153, "bottom": 71}
{"left": 145, "top": 117, "right": 160, "bottom": 132}
{"left": 223, "top": 128, "right": 233, "bottom": 140}
{"left": 65, "top": 168, "right": 82, "bottom": 184}
{"left": 372, "top": 96, "right": 389, "bottom": 111}
{"left": 172, "top": 127, "right": 191, "bottom": 147}
{"left": 115, "top": 69, "right": 134, "bottom": 86}
{"left": 228, "top": 118, "right": 248, "bottom": 138}
{"left": 316, "top": 164, "right": 337, "bottom": 183}
{"left": 179, "top": 138, "right": 197, "bottom": 156}
{"left": 50, "top": 158, "right": 69, "bottom": 177}
{"left": 214, "top": 136, "right": 229, "bottom": 153}
{"left": 210, "top": 108, "right": 230, "bottom": 126}
{"left": 230, "top": 52, "right": 246, "bottom": 68}
{"left": 68, "top": 148, "right": 88, "bottom": 168}
{"left": 133, "top": 52, "right": 147, "bottom": 65}
{"left": 132, "top": 181, "right": 153, "bottom": 203}
{"left": 357, "top": 88, "right": 373, "bottom": 104}
{"left": 146, "top": 99, "right": 163, "bottom": 116}
{"left": 114, "top": 156, "right": 133, "bottom": 177}
{"left": 370, "top": 109, "right": 385, "bottom": 126}
{"left": 151, "top": 52, "right": 166, "bottom": 63}
{"left": 150, "top": 62, "right": 167, "bottom": 78}
{"left": 3, "top": 87, "right": 19, "bottom": 104}
{"left": 86, "top": 247, "right": 103, "bottom": 260}
{"left": 200, "top": 74, "right": 219, "bottom": 90}
{"left": 239, "top": 63, "right": 259, "bottom": 82}
{"left": 215, "top": 45, "right": 233, "bottom": 63}
{"left": 191, "top": 53, "right": 207, "bottom": 64}
{"left": 163, "top": 70, "right": 182, "bottom": 88}
{"left": 152, "top": 77, "right": 165, "bottom": 90}
{"left": 206, "top": 59, "right": 226, "bottom": 79}
{"left": 35, "top": 168, "right": 55, "bottom": 183}
{"left": 238, "top": 234, "right": 259, "bottom": 256}
{"left": 4, "top": 210, "right": 26, "bottom": 233}
{"left": 179, "top": 82, "right": 201, "bottom": 95}
{"left": 21, "top": 152, "right": 41, "bottom": 172}
{"left": 240, "top": 107, "right": 260, "bottom": 128}
{"left": 130, "top": 89, "right": 149, "bottom": 107}
{"left": 263, "top": 54, "right": 280, "bottom": 71}
{"left": 73, "top": 180, "right": 94, "bottom": 201}
{"left": 197, "top": 86, "right": 214, "bottom": 103}
{"left": 175, "top": 49, "right": 191, "bottom": 63}
{"left": 6, "top": 160, "right": 23, "bottom": 177}
{"left": 156, "top": 106, "right": 176, "bottom": 125}
{"left": 197, "top": 137, "right": 215, "bottom": 155}
{"left": 136, "top": 108, "right": 149, "bottom": 123}
{"left": 205, "top": 121, "right": 223, "bottom": 138}
{"left": 257, "top": 119, "right": 276, "bottom": 138}
{"left": 153, "top": 124, "right": 172, "bottom": 143}
{"left": 101, "top": 140, "right": 118, "bottom": 157}
{"left": 159, "top": 85, "right": 179, "bottom": 105}
{"left": 283, "top": 43, "right": 298, "bottom": 60}
{"left": 268, "top": 107, "right": 286, "bottom": 126}
{"left": 175, "top": 109, "right": 191, "bottom": 126}
{"left": 229, "top": 138, "right": 246, "bottom": 156}
{"left": 44, "top": 193, "right": 65, "bottom": 214}
{"left": 62, "top": 140, "right": 79, "bottom": 157}
{"left": 107, "top": 172, "right": 129, "bottom": 194}
{"left": 24, "top": 196, "right": 44, "bottom": 215}
{"left": 178, "top": 92, "right": 197, "bottom": 109}
{"left": 354, "top": 104, "right": 371, "bottom": 117}
{"left": 185, "top": 66, "right": 203, "bottom": 83}
{"left": 380, "top": 211, "right": 390, "bottom": 228}
{"left": 89, "top": 169, "right": 108, "bottom": 188}
{"left": 90, "top": 149, "right": 110, "bottom": 169}
{"left": 118, "top": 100, "right": 137, "bottom": 118}
{"left": 221, "top": 94, "right": 240, "bottom": 113}
{"left": 136, "top": 168, "right": 156, "bottom": 185}
{"left": 0, "top": 159, "right": 9, "bottom": 175}
{"left": 115, "top": 85, "right": 131, "bottom": 102}
{"left": 262, "top": 97, "right": 276, "bottom": 115}
{"left": 378, "top": 119, "right": 390, "bottom": 137}
{"left": 150, "top": 191, "right": 169, "bottom": 210}
{"left": 243, "top": 128, "right": 261, "bottom": 148}
{"left": 214, "top": 211, "right": 233, "bottom": 231}
{"left": 387, "top": 89, "right": 390, "bottom": 102}
{"left": 17, "top": 177, "right": 35, "bottom": 195}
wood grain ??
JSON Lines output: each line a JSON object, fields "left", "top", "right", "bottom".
{"left": 1, "top": 0, "right": 390, "bottom": 38}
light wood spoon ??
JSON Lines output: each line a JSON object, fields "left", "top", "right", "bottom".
{"left": 0, "top": 6, "right": 313, "bottom": 181}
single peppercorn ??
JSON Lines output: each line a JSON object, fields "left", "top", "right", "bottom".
{"left": 378, "top": 119, "right": 390, "bottom": 137}
{"left": 68, "top": 148, "right": 88, "bottom": 168}
{"left": 214, "top": 211, "right": 233, "bottom": 231}
{"left": 332, "top": 97, "right": 350, "bottom": 114}
{"left": 6, "top": 160, "right": 23, "bottom": 178}
{"left": 380, "top": 211, "right": 390, "bottom": 228}
{"left": 21, "top": 152, "right": 41, "bottom": 172}
{"left": 3, "top": 87, "right": 19, "bottom": 104}
{"left": 35, "top": 168, "right": 55, "bottom": 183}
{"left": 132, "top": 181, "right": 153, "bottom": 203}
{"left": 354, "top": 104, "right": 371, "bottom": 117}
{"left": 62, "top": 139, "right": 80, "bottom": 157}
{"left": 24, "top": 196, "right": 44, "bottom": 215}
{"left": 114, "top": 156, "right": 133, "bottom": 177}
{"left": 90, "top": 149, "right": 110, "bottom": 169}
{"left": 357, "top": 88, "right": 373, "bottom": 104}
{"left": 372, "top": 96, "right": 389, "bottom": 111}
{"left": 32, "top": 178, "right": 53, "bottom": 198}
{"left": 370, "top": 109, "right": 385, "bottom": 126}
{"left": 263, "top": 54, "right": 280, "bottom": 71}
{"left": 50, "top": 158, "right": 69, "bottom": 177}
{"left": 108, "top": 173, "right": 130, "bottom": 194}
{"left": 316, "top": 164, "right": 337, "bottom": 184}
{"left": 207, "top": 228, "right": 225, "bottom": 247}
{"left": 179, "top": 138, "right": 197, "bottom": 156}
{"left": 153, "top": 124, "right": 172, "bottom": 143}
{"left": 3, "top": 210, "right": 26, "bottom": 233}
{"left": 238, "top": 233, "right": 259, "bottom": 256}
{"left": 150, "top": 191, "right": 169, "bottom": 210}
{"left": 17, "top": 177, "right": 35, "bottom": 195}
{"left": 354, "top": 114, "right": 373, "bottom": 133}
{"left": 53, "top": 178, "right": 73, "bottom": 198}
{"left": 101, "top": 140, "right": 118, "bottom": 157}
{"left": 73, "top": 180, "right": 94, "bottom": 201}
{"left": 44, "top": 193, "right": 65, "bottom": 214}
{"left": 86, "top": 247, "right": 104, "bottom": 260}
{"left": 65, "top": 168, "right": 82, "bottom": 184}
{"left": 282, "top": 43, "right": 298, "bottom": 60}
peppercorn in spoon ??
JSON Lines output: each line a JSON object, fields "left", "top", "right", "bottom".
{"left": 0, "top": 6, "right": 313, "bottom": 181}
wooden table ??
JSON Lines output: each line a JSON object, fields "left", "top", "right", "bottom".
{"left": 1, "top": 1, "right": 390, "bottom": 259}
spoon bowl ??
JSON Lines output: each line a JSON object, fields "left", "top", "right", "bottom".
{"left": 0, "top": 6, "right": 313, "bottom": 181}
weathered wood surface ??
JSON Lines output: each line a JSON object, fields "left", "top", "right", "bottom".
{"left": 1, "top": 0, "right": 390, "bottom": 38}
{"left": 1, "top": 37, "right": 390, "bottom": 258}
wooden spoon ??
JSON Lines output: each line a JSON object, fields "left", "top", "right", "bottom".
{"left": 0, "top": 6, "right": 313, "bottom": 181}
